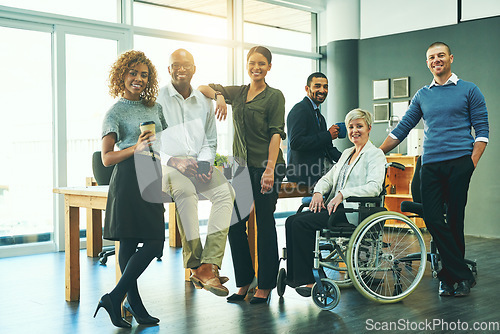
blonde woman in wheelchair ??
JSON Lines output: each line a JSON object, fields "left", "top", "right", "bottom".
{"left": 284, "top": 108, "right": 386, "bottom": 297}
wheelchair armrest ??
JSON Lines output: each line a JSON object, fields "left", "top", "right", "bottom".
{"left": 345, "top": 196, "right": 381, "bottom": 204}
{"left": 386, "top": 161, "right": 405, "bottom": 171}
{"left": 301, "top": 196, "right": 312, "bottom": 205}
{"left": 401, "top": 201, "right": 424, "bottom": 217}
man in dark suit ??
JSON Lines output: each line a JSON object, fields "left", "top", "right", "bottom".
{"left": 286, "top": 72, "right": 342, "bottom": 186}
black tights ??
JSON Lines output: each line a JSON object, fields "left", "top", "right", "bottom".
{"left": 109, "top": 239, "right": 164, "bottom": 315}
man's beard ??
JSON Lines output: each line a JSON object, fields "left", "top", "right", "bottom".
{"left": 311, "top": 93, "right": 326, "bottom": 105}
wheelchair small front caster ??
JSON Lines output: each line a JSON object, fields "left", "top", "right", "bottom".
{"left": 311, "top": 278, "right": 340, "bottom": 311}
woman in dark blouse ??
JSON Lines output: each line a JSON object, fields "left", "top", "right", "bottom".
{"left": 199, "top": 46, "right": 286, "bottom": 304}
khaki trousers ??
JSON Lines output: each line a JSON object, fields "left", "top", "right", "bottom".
{"left": 162, "top": 165, "right": 235, "bottom": 269}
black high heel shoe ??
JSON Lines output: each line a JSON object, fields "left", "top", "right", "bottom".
{"left": 227, "top": 277, "right": 257, "bottom": 302}
{"left": 249, "top": 289, "right": 272, "bottom": 304}
{"left": 94, "top": 294, "right": 131, "bottom": 328}
{"left": 123, "top": 300, "right": 159, "bottom": 325}
{"left": 226, "top": 293, "right": 246, "bottom": 302}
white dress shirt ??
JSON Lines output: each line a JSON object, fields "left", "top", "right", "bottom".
{"left": 157, "top": 81, "right": 217, "bottom": 164}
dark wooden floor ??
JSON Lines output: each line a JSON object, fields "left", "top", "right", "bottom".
{"left": 1, "top": 221, "right": 499, "bottom": 334}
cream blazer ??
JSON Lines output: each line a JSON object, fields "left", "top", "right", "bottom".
{"left": 313, "top": 141, "right": 387, "bottom": 225}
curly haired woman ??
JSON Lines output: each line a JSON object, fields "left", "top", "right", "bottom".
{"left": 93, "top": 50, "right": 167, "bottom": 328}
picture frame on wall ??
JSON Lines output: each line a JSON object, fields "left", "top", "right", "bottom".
{"left": 392, "top": 77, "right": 409, "bottom": 98}
{"left": 373, "top": 103, "right": 390, "bottom": 123}
{"left": 373, "top": 79, "right": 390, "bottom": 100}
{"left": 392, "top": 100, "right": 410, "bottom": 120}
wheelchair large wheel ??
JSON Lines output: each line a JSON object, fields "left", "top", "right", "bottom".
{"left": 319, "top": 245, "right": 352, "bottom": 288}
{"left": 277, "top": 268, "right": 287, "bottom": 297}
{"left": 347, "top": 211, "right": 426, "bottom": 303}
{"left": 311, "top": 278, "right": 341, "bottom": 311}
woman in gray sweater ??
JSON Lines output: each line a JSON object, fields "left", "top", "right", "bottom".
{"left": 94, "top": 50, "right": 167, "bottom": 328}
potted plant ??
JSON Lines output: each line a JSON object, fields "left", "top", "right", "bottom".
{"left": 214, "top": 153, "right": 232, "bottom": 179}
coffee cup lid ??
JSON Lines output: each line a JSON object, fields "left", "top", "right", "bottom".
{"left": 140, "top": 121, "right": 155, "bottom": 126}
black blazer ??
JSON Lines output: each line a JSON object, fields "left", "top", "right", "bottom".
{"left": 286, "top": 97, "right": 341, "bottom": 186}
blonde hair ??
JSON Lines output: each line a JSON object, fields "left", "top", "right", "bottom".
{"left": 108, "top": 50, "right": 158, "bottom": 107}
{"left": 345, "top": 108, "right": 373, "bottom": 127}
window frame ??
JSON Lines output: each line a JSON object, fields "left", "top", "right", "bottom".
{"left": 0, "top": 0, "right": 320, "bottom": 257}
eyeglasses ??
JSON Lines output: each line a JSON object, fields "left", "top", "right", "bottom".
{"left": 171, "top": 63, "right": 193, "bottom": 70}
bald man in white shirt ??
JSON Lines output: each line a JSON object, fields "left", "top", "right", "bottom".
{"left": 158, "top": 49, "right": 234, "bottom": 297}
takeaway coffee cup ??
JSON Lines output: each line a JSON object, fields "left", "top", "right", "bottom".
{"left": 197, "top": 161, "right": 210, "bottom": 176}
{"left": 140, "top": 121, "right": 156, "bottom": 160}
{"left": 336, "top": 122, "right": 347, "bottom": 139}
{"left": 140, "top": 121, "right": 156, "bottom": 135}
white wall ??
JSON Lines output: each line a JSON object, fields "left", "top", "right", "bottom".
{"left": 320, "top": 0, "right": 500, "bottom": 41}
{"left": 461, "top": 0, "right": 500, "bottom": 21}
{"left": 360, "top": 0, "right": 457, "bottom": 39}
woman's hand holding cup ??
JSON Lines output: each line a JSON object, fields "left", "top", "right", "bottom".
{"left": 139, "top": 121, "right": 156, "bottom": 160}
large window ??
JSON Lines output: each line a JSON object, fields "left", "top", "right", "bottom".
{"left": 0, "top": 26, "right": 53, "bottom": 246}
{"left": 244, "top": 0, "right": 313, "bottom": 52}
{"left": 258, "top": 53, "right": 316, "bottom": 155}
{"left": 134, "top": 1, "right": 227, "bottom": 39}
{"left": 134, "top": 36, "right": 230, "bottom": 89}
{"left": 134, "top": 35, "right": 232, "bottom": 157}
{"left": 0, "top": 0, "right": 117, "bottom": 22}
{"left": 65, "top": 34, "right": 119, "bottom": 231}
{"left": 245, "top": 52, "right": 315, "bottom": 116}
{"left": 0, "top": 0, "right": 320, "bottom": 255}
{"left": 65, "top": 34, "right": 118, "bottom": 189}
{"left": 133, "top": 0, "right": 317, "bottom": 158}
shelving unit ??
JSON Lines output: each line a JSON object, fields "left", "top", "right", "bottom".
{"left": 385, "top": 154, "right": 425, "bottom": 228}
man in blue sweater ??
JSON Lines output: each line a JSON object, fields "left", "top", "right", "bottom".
{"left": 380, "top": 42, "right": 489, "bottom": 297}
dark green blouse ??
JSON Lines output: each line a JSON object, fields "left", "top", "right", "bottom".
{"left": 210, "top": 83, "right": 286, "bottom": 168}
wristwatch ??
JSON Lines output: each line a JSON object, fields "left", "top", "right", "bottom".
{"left": 214, "top": 91, "right": 222, "bottom": 100}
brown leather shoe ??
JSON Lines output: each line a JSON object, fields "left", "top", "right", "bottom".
{"left": 219, "top": 276, "right": 230, "bottom": 284}
{"left": 189, "top": 274, "right": 203, "bottom": 289}
{"left": 213, "top": 266, "right": 229, "bottom": 284}
{"left": 190, "top": 264, "right": 229, "bottom": 297}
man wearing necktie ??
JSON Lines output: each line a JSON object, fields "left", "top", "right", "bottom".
{"left": 286, "top": 72, "right": 342, "bottom": 186}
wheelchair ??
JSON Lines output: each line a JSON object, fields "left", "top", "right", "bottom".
{"left": 277, "top": 162, "right": 427, "bottom": 310}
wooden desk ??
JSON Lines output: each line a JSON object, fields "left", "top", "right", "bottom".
{"left": 54, "top": 182, "right": 311, "bottom": 301}
{"left": 53, "top": 186, "right": 109, "bottom": 301}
